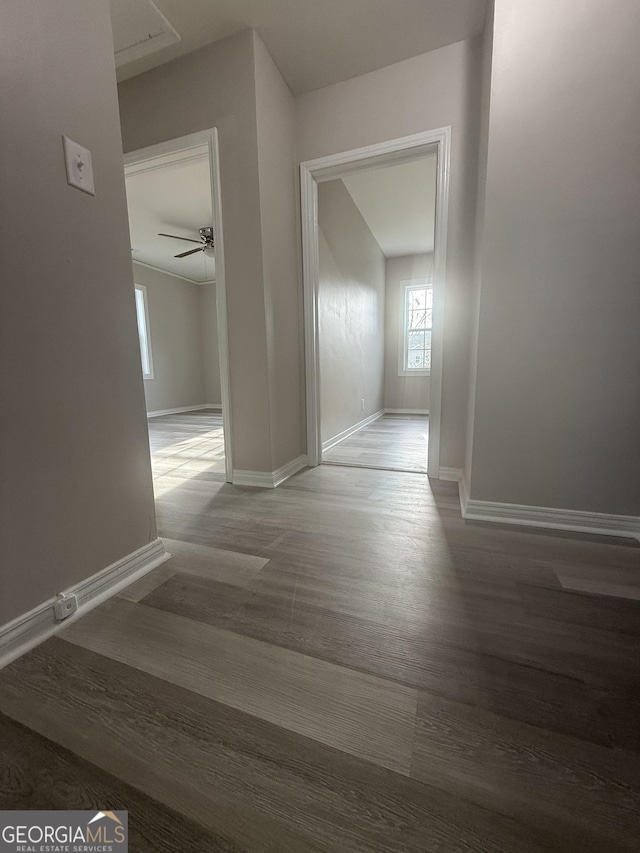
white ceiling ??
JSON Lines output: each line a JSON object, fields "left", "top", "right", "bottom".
{"left": 110, "top": 0, "right": 486, "bottom": 95}
{"left": 341, "top": 154, "right": 438, "bottom": 258}
{"left": 125, "top": 145, "right": 216, "bottom": 284}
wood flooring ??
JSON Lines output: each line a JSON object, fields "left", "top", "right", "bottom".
{"left": 323, "top": 413, "right": 428, "bottom": 472}
{"left": 1, "top": 412, "right": 640, "bottom": 851}
{"left": 148, "top": 409, "right": 226, "bottom": 497}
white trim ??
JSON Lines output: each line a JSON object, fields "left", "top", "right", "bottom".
{"left": 384, "top": 408, "right": 429, "bottom": 415}
{"left": 301, "top": 167, "right": 321, "bottom": 465}
{"left": 439, "top": 467, "right": 462, "bottom": 482}
{"left": 0, "top": 539, "right": 170, "bottom": 670}
{"left": 399, "top": 280, "right": 433, "bottom": 377}
{"left": 147, "top": 404, "right": 223, "bottom": 417}
{"left": 459, "top": 487, "right": 640, "bottom": 543}
{"left": 125, "top": 129, "right": 234, "bottom": 483}
{"left": 125, "top": 144, "right": 208, "bottom": 178}
{"left": 322, "top": 410, "right": 384, "bottom": 453}
{"left": 132, "top": 258, "right": 215, "bottom": 286}
{"left": 208, "top": 129, "right": 234, "bottom": 483}
{"left": 134, "top": 283, "right": 154, "bottom": 380}
{"left": 232, "top": 470, "right": 275, "bottom": 488}
{"left": 233, "top": 455, "right": 308, "bottom": 489}
{"left": 300, "top": 128, "right": 450, "bottom": 477}
{"left": 146, "top": 404, "right": 211, "bottom": 418}
{"left": 273, "top": 455, "right": 308, "bottom": 487}
{"left": 459, "top": 470, "right": 471, "bottom": 516}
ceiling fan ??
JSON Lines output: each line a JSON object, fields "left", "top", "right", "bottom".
{"left": 158, "top": 226, "right": 214, "bottom": 258}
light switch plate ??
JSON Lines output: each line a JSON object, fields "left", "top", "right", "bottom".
{"left": 62, "top": 135, "right": 95, "bottom": 196}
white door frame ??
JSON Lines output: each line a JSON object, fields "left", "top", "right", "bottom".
{"left": 124, "top": 128, "right": 234, "bottom": 482}
{"left": 300, "top": 128, "right": 451, "bottom": 478}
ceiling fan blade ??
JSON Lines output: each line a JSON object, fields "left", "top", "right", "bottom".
{"left": 158, "top": 233, "right": 201, "bottom": 244}
{"left": 175, "top": 246, "right": 204, "bottom": 259}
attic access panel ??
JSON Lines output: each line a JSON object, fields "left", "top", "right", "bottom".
{"left": 110, "top": 0, "right": 180, "bottom": 67}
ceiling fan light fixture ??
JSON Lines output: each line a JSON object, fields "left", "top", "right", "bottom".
{"left": 158, "top": 226, "right": 214, "bottom": 261}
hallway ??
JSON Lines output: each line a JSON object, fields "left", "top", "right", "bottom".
{"left": 1, "top": 415, "right": 639, "bottom": 850}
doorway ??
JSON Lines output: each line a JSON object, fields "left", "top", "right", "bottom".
{"left": 300, "top": 129, "right": 450, "bottom": 477}
{"left": 124, "top": 129, "right": 233, "bottom": 486}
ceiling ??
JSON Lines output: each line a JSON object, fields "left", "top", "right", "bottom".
{"left": 125, "top": 144, "right": 216, "bottom": 284}
{"left": 110, "top": 0, "right": 486, "bottom": 95}
{"left": 341, "top": 154, "right": 438, "bottom": 258}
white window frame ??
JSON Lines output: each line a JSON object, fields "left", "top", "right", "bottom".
{"left": 398, "top": 279, "right": 432, "bottom": 377}
{"left": 134, "top": 284, "right": 154, "bottom": 380}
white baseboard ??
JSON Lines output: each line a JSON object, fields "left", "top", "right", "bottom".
{"left": 233, "top": 455, "right": 308, "bottom": 489}
{"left": 384, "top": 408, "right": 429, "bottom": 415}
{"left": 232, "top": 470, "right": 276, "bottom": 488}
{"left": 439, "top": 467, "right": 462, "bottom": 482}
{"left": 458, "top": 478, "right": 640, "bottom": 542}
{"left": 322, "top": 410, "right": 384, "bottom": 453}
{"left": 0, "top": 539, "right": 170, "bottom": 670}
{"left": 204, "top": 403, "right": 223, "bottom": 411}
{"left": 273, "top": 454, "right": 308, "bottom": 487}
{"left": 147, "top": 404, "right": 211, "bottom": 418}
{"left": 459, "top": 470, "right": 471, "bottom": 516}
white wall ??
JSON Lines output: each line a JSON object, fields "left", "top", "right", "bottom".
{"left": 469, "top": 0, "right": 640, "bottom": 516}
{"left": 133, "top": 264, "right": 206, "bottom": 413}
{"left": 297, "top": 37, "right": 484, "bottom": 469}
{"left": 318, "top": 180, "right": 386, "bottom": 445}
{"left": 384, "top": 254, "right": 432, "bottom": 412}
{"left": 199, "top": 283, "right": 222, "bottom": 406}
{"left": 0, "top": 0, "right": 156, "bottom": 625}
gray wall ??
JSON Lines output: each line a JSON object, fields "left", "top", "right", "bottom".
{"left": 384, "top": 254, "right": 433, "bottom": 412}
{"left": 0, "top": 0, "right": 156, "bottom": 625}
{"left": 253, "top": 33, "right": 304, "bottom": 470}
{"left": 464, "top": 1, "right": 494, "bottom": 487}
{"left": 199, "top": 283, "right": 222, "bottom": 406}
{"left": 119, "top": 29, "right": 484, "bottom": 475}
{"left": 133, "top": 264, "right": 206, "bottom": 413}
{"left": 469, "top": 0, "right": 640, "bottom": 516}
{"left": 118, "top": 30, "right": 273, "bottom": 472}
{"left": 119, "top": 29, "right": 303, "bottom": 475}
{"left": 318, "top": 180, "right": 386, "bottom": 445}
{"left": 297, "top": 36, "right": 484, "bottom": 470}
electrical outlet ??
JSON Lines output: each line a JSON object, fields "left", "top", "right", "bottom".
{"left": 53, "top": 592, "right": 78, "bottom": 622}
{"left": 361, "top": 398, "right": 365, "bottom": 411}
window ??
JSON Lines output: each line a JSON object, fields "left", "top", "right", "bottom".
{"left": 399, "top": 281, "right": 432, "bottom": 376}
{"left": 134, "top": 284, "right": 153, "bottom": 379}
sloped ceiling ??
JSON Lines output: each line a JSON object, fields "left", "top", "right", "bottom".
{"left": 341, "top": 154, "right": 438, "bottom": 258}
{"left": 110, "top": 0, "right": 487, "bottom": 94}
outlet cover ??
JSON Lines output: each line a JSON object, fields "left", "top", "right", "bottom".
{"left": 53, "top": 592, "right": 79, "bottom": 621}
{"left": 63, "top": 136, "right": 95, "bottom": 196}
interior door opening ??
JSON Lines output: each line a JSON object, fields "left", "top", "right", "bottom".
{"left": 124, "top": 129, "right": 233, "bottom": 497}
{"left": 301, "top": 131, "right": 449, "bottom": 477}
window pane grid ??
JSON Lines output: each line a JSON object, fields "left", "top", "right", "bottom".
{"left": 404, "top": 284, "right": 432, "bottom": 372}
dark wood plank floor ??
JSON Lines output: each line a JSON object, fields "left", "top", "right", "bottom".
{"left": 323, "top": 414, "right": 429, "bottom": 472}
{"left": 1, "top": 413, "right": 640, "bottom": 851}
